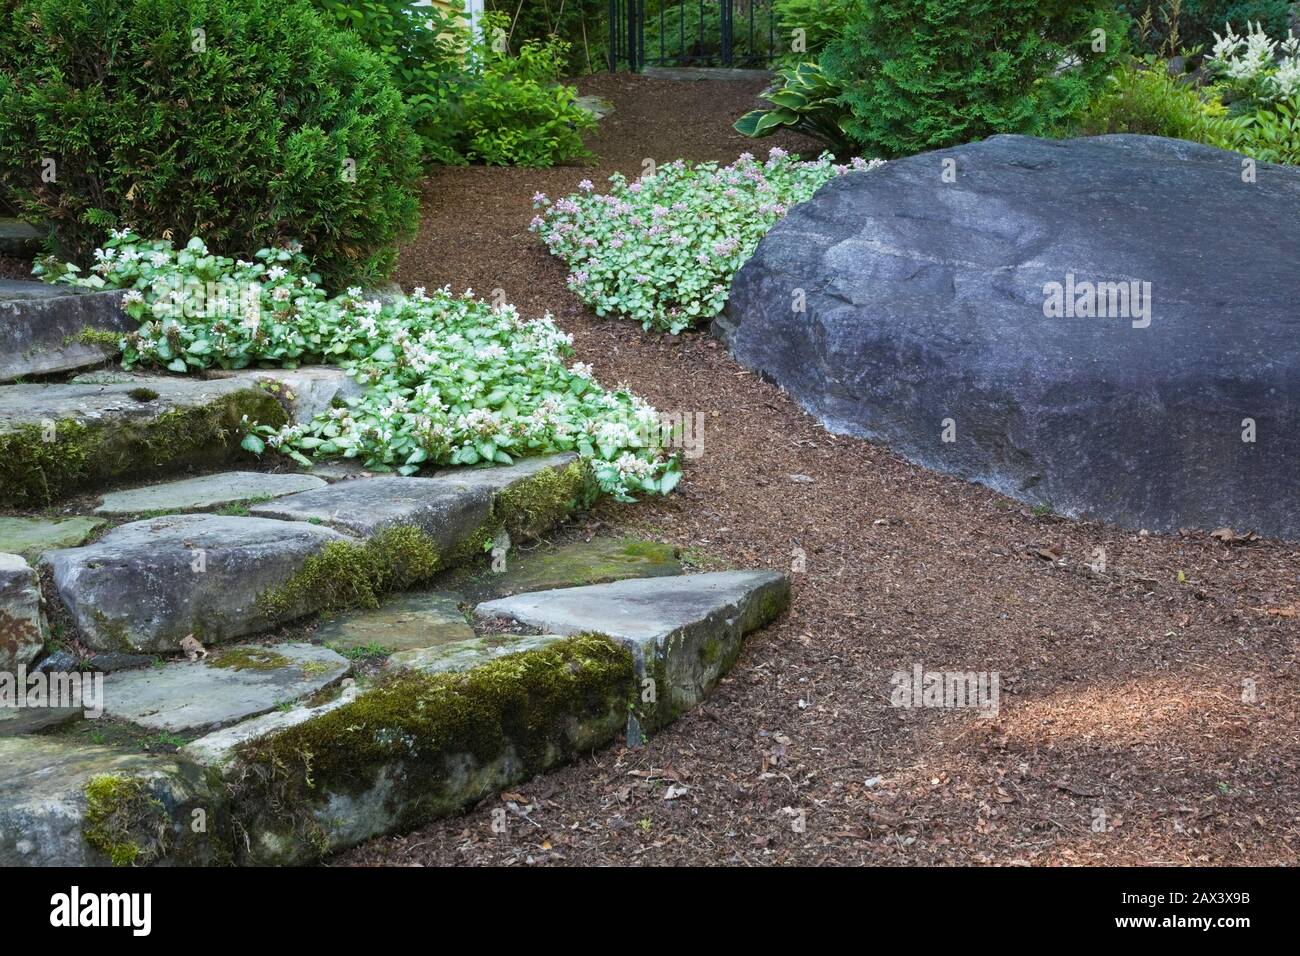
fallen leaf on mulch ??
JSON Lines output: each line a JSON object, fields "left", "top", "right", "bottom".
{"left": 1210, "top": 527, "right": 1258, "bottom": 544}
{"left": 500, "top": 791, "right": 528, "bottom": 804}
{"left": 1035, "top": 547, "right": 1062, "bottom": 562}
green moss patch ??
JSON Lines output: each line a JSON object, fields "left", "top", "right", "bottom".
{"left": 257, "top": 525, "right": 440, "bottom": 620}
{"left": 0, "top": 388, "right": 287, "bottom": 507}
{"left": 226, "top": 633, "right": 634, "bottom": 862}
{"left": 208, "top": 647, "right": 293, "bottom": 672}
{"left": 82, "top": 773, "right": 165, "bottom": 867}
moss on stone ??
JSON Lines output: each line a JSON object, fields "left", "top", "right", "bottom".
{"left": 493, "top": 459, "right": 596, "bottom": 541}
{"left": 208, "top": 647, "right": 293, "bottom": 672}
{"left": 0, "top": 388, "right": 287, "bottom": 507}
{"left": 76, "top": 328, "right": 126, "bottom": 351}
{"left": 226, "top": 633, "right": 634, "bottom": 862}
{"left": 257, "top": 525, "right": 440, "bottom": 620}
{"left": 82, "top": 773, "right": 165, "bottom": 867}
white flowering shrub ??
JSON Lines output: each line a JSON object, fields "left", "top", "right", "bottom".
{"left": 1207, "top": 22, "right": 1300, "bottom": 107}
{"left": 531, "top": 148, "right": 884, "bottom": 333}
{"left": 38, "top": 231, "right": 681, "bottom": 501}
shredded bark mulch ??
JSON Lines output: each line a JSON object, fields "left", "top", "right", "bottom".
{"left": 338, "top": 73, "right": 1299, "bottom": 867}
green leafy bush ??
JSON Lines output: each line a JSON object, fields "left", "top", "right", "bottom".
{"left": 39, "top": 231, "right": 680, "bottom": 500}
{"left": 532, "top": 149, "right": 883, "bottom": 333}
{"left": 1071, "top": 60, "right": 1228, "bottom": 137}
{"left": 486, "top": 0, "right": 607, "bottom": 75}
{"left": 447, "top": 23, "right": 598, "bottom": 166}
{"left": 1211, "top": 98, "right": 1300, "bottom": 162}
{"left": 735, "top": 61, "right": 856, "bottom": 157}
{"left": 0, "top": 0, "right": 420, "bottom": 288}
{"left": 820, "top": 0, "right": 1127, "bottom": 157}
{"left": 773, "top": 0, "right": 853, "bottom": 61}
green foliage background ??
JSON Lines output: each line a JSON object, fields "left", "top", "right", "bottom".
{"left": 0, "top": 0, "right": 421, "bottom": 288}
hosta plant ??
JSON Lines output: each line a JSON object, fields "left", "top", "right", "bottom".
{"left": 37, "top": 231, "right": 680, "bottom": 501}
{"left": 734, "top": 62, "right": 856, "bottom": 158}
{"left": 532, "top": 149, "right": 883, "bottom": 333}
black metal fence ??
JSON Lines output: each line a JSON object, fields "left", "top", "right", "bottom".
{"left": 609, "top": 0, "right": 779, "bottom": 71}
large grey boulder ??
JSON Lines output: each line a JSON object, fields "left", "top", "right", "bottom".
{"left": 723, "top": 134, "right": 1300, "bottom": 538}
{"left": 0, "top": 282, "right": 131, "bottom": 383}
{"left": 41, "top": 515, "right": 353, "bottom": 652}
{"left": 476, "top": 570, "right": 790, "bottom": 728}
{"left": 0, "top": 552, "right": 45, "bottom": 673}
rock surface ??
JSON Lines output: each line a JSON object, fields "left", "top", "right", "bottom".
{"left": 0, "top": 373, "right": 287, "bottom": 505}
{"left": 476, "top": 570, "right": 790, "bottom": 725}
{"left": 384, "top": 632, "right": 568, "bottom": 674}
{"left": 0, "top": 516, "right": 104, "bottom": 560}
{"left": 0, "top": 282, "right": 130, "bottom": 383}
{"left": 446, "top": 536, "right": 682, "bottom": 603}
{"left": 315, "top": 591, "right": 474, "bottom": 652}
{"left": 0, "top": 552, "right": 45, "bottom": 673}
{"left": 0, "top": 735, "right": 226, "bottom": 866}
{"left": 723, "top": 134, "right": 1300, "bottom": 538}
{"left": 95, "top": 470, "right": 326, "bottom": 515}
{"left": 41, "top": 515, "right": 353, "bottom": 652}
{"left": 101, "top": 642, "right": 348, "bottom": 731}
{"left": 251, "top": 453, "right": 579, "bottom": 549}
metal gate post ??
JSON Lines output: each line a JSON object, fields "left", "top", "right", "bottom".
{"left": 721, "top": 0, "right": 734, "bottom": 66}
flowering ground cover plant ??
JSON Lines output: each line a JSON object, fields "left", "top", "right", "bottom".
{"left": 37, "top": 231, "right": 680, "bottom": 501}
{"left": 531, "top": 149, "right": 884, "bottom": 333}
{"left": 1206, "top": 22, "right": 1300, "bottom": 106}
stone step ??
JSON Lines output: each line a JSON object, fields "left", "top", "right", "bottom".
{"left": 94, "top": 470, "right": 326, "bottom": 516}
{"left": 0, "top": 735, "right": 227, "bottom": 866}
{"left": 0, "top": 515, "right": 104, "bottom": 561}
{"left": 0, "top": 219, "right": 44, "bottom": 258}
{"left": 0, "top": 552, "right": 45, "bottom": 674}
{"left": 0, "top": 368, "right": 360, "bottom": 506}
{"left": 475, "top": 570, "right": 791, "bottom": 730}
{"left": 0, "top": 281, "right": 132, "bottom": 383}
{"left": 441, "top": 535, "right": 682, "bottom": 603}
{"left": 315, "top": 590, "right": 474, "bottom": 653}
{"left": 101, "top": 642, "right": 348, "bottom": 732}
{"left": 383, "top": 632, "right": 569, "bottom": 674}
{"left": 250, "top": 453, "right": 587, "bottom": 554}
{"left": 41, "top": 515, "right": 354, "bottom": 653}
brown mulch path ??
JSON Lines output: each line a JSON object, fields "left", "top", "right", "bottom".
{"left": 338, "top": 73, "right": 1300, "bottom": 866}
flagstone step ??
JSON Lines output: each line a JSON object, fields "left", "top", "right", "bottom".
{"left": 475, "top": 570, "right": 791, "bottom": 729}
{"left": 0, "top": 281, "right": 131, "bottom": 383}
{"left": 0, "top": 735, "right": 227, "bottom": 866}
{"left": 0, "top": 516, "right": 104, "bottom": 561}
{"left": 94, "top": 470, "right": 326, "bottom": 515}
{"left": 0, "top": 552, "right": 45, "bottom": 674}
{"left": 41, "top": 515, "right": 354, "bottom": 653}
{"left": 249, "top": 453, "right": 587, "bottom": 551}
{"left": 101, "top": 642, "right": 349, "bottom": 732}
{"left": 315, "top": 590, "right": 474, "bottom": 653}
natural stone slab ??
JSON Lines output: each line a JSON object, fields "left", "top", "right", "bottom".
{"left": 0, "top": 374, "right": 288, "bottom": 506}
{"left": 384, "top": 632, "right": 568, "bottom": 675}
{"left": 41, "top": 515, "right": 353, "bottom": 652}
{"left": 95, "top": 470, "right": 327, "bottom": 515}
{"left": 446, "top": 536, "right": 682, "bottom": 603}
{"left": 205, "top": 633, "right": 631, "bottom": 864}
{"left": 0, "top": 283, "right": 131, "bottom": 383}
{"left": 181, "top": 681, "right": 360, "bottom": 769}
{"left": 724, "top": 133, "right": 1300, "bottom": 538}
{"left": 0, "top": 515, "right": 104, "bottom": 561}
{"left": 222, "top": 367, "right": 364, "bottom": 425}
{"left": 476, "top": 570, "right": 791, "bottom": 727}
{"left": 0, "top": 552, "right": 45, "bottom": 673}
{"left": 0, "top": 704, "right": 82, "bottom": 736}
{"left": 0, "top": 735, "right": 226, "bottom": 866}
{"left": 316, "top": 591, "right": 473, "bottom": 653}
{"left": 0, "top": 220, "right": 43, "bottom": 258}
{"left": 251, "top": 453, "right": 582, "bottom": 551}
{"left": 102, "top": 642, "right": 349, "bottom": 732}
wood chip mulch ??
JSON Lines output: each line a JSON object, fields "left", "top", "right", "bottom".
{"left": 336, "top": 73, "right": 1299, "bottom": 867}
